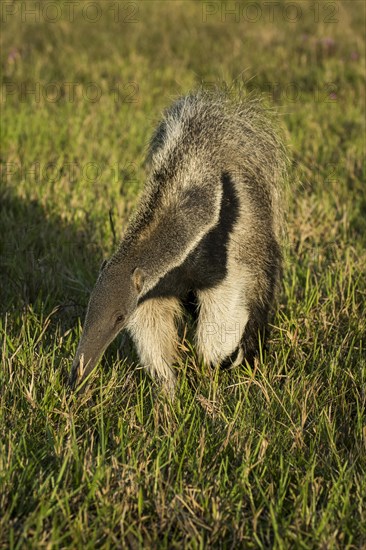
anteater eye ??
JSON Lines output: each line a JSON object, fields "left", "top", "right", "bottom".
{"left": 115, "top": 314, "right": 124, "bottom": 324}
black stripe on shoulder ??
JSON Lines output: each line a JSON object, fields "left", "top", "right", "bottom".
{"left": 140, "top": 171, "right": 240, "bottom": 302}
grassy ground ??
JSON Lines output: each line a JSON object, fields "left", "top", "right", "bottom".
{"left": 1, "top": 1, "right": 365, "bottom": 547}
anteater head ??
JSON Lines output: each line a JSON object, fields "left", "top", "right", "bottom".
{"left": 69, "top": 260, "right": 145, "bottom": 390}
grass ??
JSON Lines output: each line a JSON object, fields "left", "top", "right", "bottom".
{"left": 1, "top": 0, "right": 365, "bottom": 547}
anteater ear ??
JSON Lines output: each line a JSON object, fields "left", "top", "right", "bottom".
{"left": 100, "top": 259, "right": 108, "bottom": 272}
{"left": 132, "top": 267, "right": 145, "bottom": 294}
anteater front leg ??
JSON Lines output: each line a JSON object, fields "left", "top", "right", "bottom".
{"left": 126, "top": 297, "right": 183, "bottom": 393}
{"left": 195, "top": 274, "right": 250, "bottom": 368}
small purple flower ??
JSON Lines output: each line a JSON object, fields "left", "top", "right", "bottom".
{"left": 321, "top": 37, "right": 336, "bottom": 48}
{"left": 7, "top": 47, "right": 20, "bottom": 63}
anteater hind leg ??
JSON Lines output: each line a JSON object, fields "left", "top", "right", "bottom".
{"left": 126, "top": 297, "right": 183, "bottom": 392}
{"left": 238, "top": 304, "right": 270, "bottom": 366}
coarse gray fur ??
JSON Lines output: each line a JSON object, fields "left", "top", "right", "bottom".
{"left": 69, "top": 89, "right": 288, "bottom": 394}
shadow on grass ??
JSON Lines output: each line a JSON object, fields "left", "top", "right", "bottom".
{"left": 0, "top": 186, "right": 103, "bottom": 323}
{"left": 0, "top": 185, "right": 138, "bottom": 382}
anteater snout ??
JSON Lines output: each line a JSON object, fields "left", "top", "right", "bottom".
{"left": 68, "top": 352, "right": 88, "bottom": 390}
